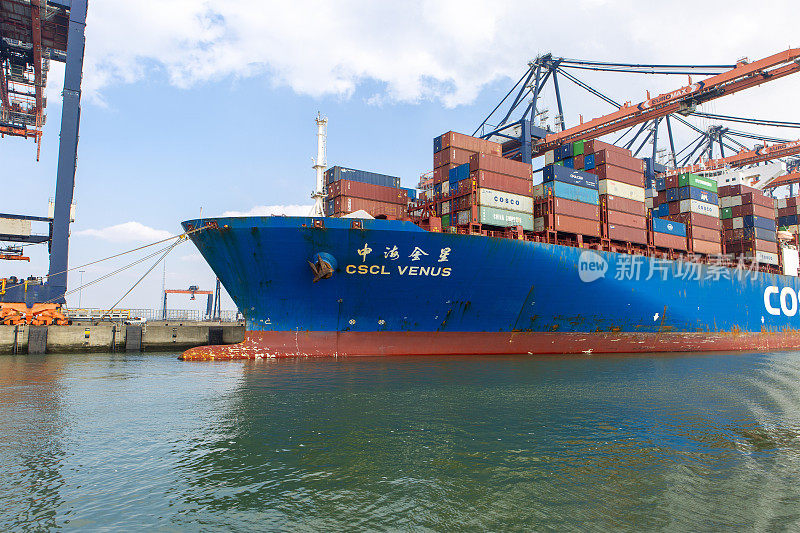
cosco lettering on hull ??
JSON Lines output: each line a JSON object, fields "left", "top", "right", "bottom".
{"left": 764, "top": 286, "right": 800, "bottom": 316}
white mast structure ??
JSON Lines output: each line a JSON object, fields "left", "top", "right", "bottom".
{"left": 311, "top": 113, "right": 328, "bottom": 217}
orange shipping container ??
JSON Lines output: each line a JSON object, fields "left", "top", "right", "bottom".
{"left": 438, "top": 131, "right": 502, "bottom": 155}
{"left": 469, "top": 153, "right": 533, "bottom": 179}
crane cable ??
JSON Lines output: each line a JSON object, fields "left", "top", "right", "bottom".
{"left": 1, "top": 224, "right": 209, "bottom": 293}
{"left": 99, "top": 237, "right": 184, "bottom": 320}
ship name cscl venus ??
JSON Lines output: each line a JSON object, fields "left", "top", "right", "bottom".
{"left": 180, "top": 113, "right": 800, "bottom": 360}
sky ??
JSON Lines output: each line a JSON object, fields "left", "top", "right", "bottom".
{"left": 1, "top": 0, "right": 798, "bottom": 314}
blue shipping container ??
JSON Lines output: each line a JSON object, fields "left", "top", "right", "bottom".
{"left": 652, "top": 217, "right": 687, "bottom": 237}
{"left": 556, "top": 144, "right": 573, "bottom": 160}
{"left": 743, "top": 215, "right": 777, "bottom": 232}
{"left": 654, "top": 203, "right": 669, "bottom": 218}
{"left": 678, "top": 186, "right": 718, "bottom": 205}
{"left": 449, "top": 163, "right": 470, "bottom": 184}
{"left": 328, "top": 166, "right": 401, "bottom": 188}
{"left": 742, "top": 226, "right": 776, "bottom": 242}
{"left": 433, "top": 135, "right": 443, "bottom": 153}
{"left": 655, "top": 178, "right": 666, "bottom": 191}
{"left": 584, "top": 153, "right": 595, "bottom": 170}
{"left": 778, "top": 215, "right": 798, "bottom": 227}
{"left": 666, "top": 188, "right": 679, "bottom": 203}
{"left": 563, "top": 157, "right": 574, "bottom": 169}
{"left": 543, "top": 165, "right": 599, "bottom": 190}
{"left": 403, "top": 188, "right": 418, "bottom": 201}
{"left": 544, "top": 181, "right": 600, "bottom": 205}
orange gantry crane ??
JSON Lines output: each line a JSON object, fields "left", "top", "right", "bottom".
{"left": 663, "top": 139, "right": 800, "bottom": 177}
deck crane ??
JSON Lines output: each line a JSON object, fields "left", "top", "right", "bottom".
{"left": 532, "top": 48, "right": 800, "bottom": 157}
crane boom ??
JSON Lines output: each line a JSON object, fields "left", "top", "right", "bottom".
{"left": 533, "top": 48, "right": 800, "bottom": 156}
{"left": 665, "top": 139, "right": 800, "bottom": 176}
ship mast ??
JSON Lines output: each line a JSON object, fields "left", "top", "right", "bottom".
{"left": 311, "top": 113, "right": 328, "bottom": 216}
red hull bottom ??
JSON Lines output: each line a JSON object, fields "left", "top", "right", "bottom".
{"left": 180, "top": 330, "right": 800, "bottom": 360}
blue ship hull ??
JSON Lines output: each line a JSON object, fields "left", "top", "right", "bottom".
{"left": 181, "top": 216, "right": 800, "bottom": 358}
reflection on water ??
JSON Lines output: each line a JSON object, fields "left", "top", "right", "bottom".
{"left": 1, "top": 352, "right": 800, "bottom": 530}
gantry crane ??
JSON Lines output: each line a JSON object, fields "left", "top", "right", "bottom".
{"left": 478, "top": 48, "right": 800, "bottom": 167}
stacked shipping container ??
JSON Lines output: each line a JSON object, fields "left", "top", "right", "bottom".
{"left": 587, "top": 140, "right": 648, "bottom": 245}
{"left": 653, "top": 172, "right": 722, "bottom": 255}
{"left": 533, "top": 162, "right": 600, "bottom": 236}
{"left": 720, "top": 184, "right": 779, "bottom": 265}
{"left": 432, "top": 131, "right": 534, "bottom": 230}
{"left": 324, "top": 166, "right": 408, "bottom": 218}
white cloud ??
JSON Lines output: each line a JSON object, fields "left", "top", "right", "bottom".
{"left": 82, "top": 1, "right": 798, "bottom": 110}
{"left": 220, "top": 204, "right": 314, "bottom": 217}
{"left": 74, "top": 221, "right": 173, "bottom": 242}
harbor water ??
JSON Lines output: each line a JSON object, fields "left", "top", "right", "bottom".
{"left": 2, "top": 351, "right": 800, "bottom": 531}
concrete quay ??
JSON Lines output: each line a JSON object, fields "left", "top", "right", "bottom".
{"left": 0, "top": 321, "right": 245, "bottom": 354}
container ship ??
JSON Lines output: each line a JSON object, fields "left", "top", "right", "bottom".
{"left": 180, "top": 129, "right": 800, "bottom": 360}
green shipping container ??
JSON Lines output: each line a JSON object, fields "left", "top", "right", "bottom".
{"left": 554, "top": 160, "right": 564, "bottom": 166}
{"left": 442, "top": 214, "right": 450, "bottom": 227}
{"left": 573, "top": 140, "right": 585, "bottom": 156}
{"left": 479, "top": 206, "right": 534, "bottom": 231}
{"left": 678, "top": 173, "right": 717, "bottom": 193}
{"left": 720, "top": 207, "right": 732, "bottom": 219}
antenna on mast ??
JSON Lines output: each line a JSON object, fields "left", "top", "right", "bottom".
{"left": 311, "top": 112, "right": 328, "bottom": 216}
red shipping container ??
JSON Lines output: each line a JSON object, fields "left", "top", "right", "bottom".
{"left": 787, "top": 197, "right": 800, "bottom": 208}
{"left": 691, "top": 239, "right": 722, "bottom": 255}
{"left": 551, "top": 197, "right": 600, "bottom": 220}
{"left": 723, "top": 228, "right": 745, "bottom": 240}
{"left": 327, "top": 180, "right": 408, "bottom": 205}
{"left": 601, "top": 195, "right": 646, "bottom": 216}
{"left": 333, "top": 197, "right": 404, "bottom": 218}
{"left": 689, "top": 225, "right": 721, "bottom": 242}
{"left": 741, "top": 192, "right": 774, "bottom": 208}
{"left": 469, "top": 153, "right": 533, "bottom": 179}
{"left": 732, "top": 203, "right": 774, "bottom": 218}
{"left": 433, "top": 163, "right": 458, "bottom": 184}
{"left": 607, "top": 224, "right": 648, "bottom": 244}
{"left": 548, "top": 214, "right": 601, "bottom": 237}
{"left": 668, "top": 212, "right": 721, "bottom": 230}
{"left": 472, "top": 170, "right": 533, "bottom": 197}
{"left": 438, "top": 131, "right": 502, "bottom": 155}
{"left": 740, "top": 238, "right": 779, "bottom": 254}
{"left": 719, "top": 184, "right": 760, "bottom": 197}
{"left": 654, "top": 191, "right": 667, "bottom": 206}
{"left": 593, "top": 150, "right": 645, "bottom": 172}
{"left": 584, "top": 140, "right": 632, "bottom": 157}
{"left": 433, "top": 147, "right": 474, "bottom": 169}
{"left": 589, "top": 164, "right": 645, "bottom": 187}
{"left": 653, "top": 232, "right": 687, "bottom": 250}
{"left": 668, "top": 202, "right": 681, "bottom": 216}
{"left": 573, "top": 154, "right": 585, "bottom": 169}
{"left": 666, "top": 176, "right": 679, "bottom": 189}
{"left": 606, "top": 210, "right": 646, "bottom": 228}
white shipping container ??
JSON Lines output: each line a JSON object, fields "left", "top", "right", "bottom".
{"left": 732, "top": 216, "right": 744, "bottom": 229}
{"left": 441, "top": 200, "right": 450, "bottom": 215}
{"left": 456, "top": 210, "right": 471, "bottom": 226}
{"left": 645, "top": 198, "right": 654, "bottom": 209}
{"left": 598, "top": 180, "right": 645, "bottom": 202}
{"left": 533, "top": 183, "right": 545, "bottom": 199}
{"left": 544, "top": 150, "right": 555, "bottom": 165}
{"left": 680, "top": 199, "right": 720, "bottom": 218}
{"left": 478, "top": 188, "right": 533, "bottom": 213}
{"left": 782, "top": 247, "right": 799, "bottom": 276}
{"left": 441, "top": 181, "right": 449, "bottom": 196}
{"left": 534, "top": 217, "right": 545, "bottom": 232}
{"left": 0, "top": 218, "right": 31, "bottom": 237}
{"left": 645, "top": 188, "right": 655, "bottom": 199}
{"left": 719, "top": 195, "right": 742, "bottom": 208}
{"left": 777, "top": 198, "right": 788, "bottom": 209}
{"left": 754, "top": 250, "right": 780, "bottom": 265}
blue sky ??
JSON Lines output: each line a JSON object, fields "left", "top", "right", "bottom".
{"left": 2, "top": 0, "right": 798, "bottom": 313}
